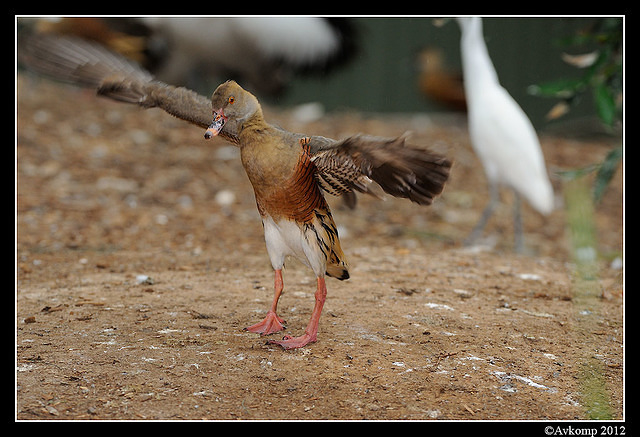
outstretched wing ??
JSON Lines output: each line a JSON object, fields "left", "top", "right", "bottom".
{"left": 19, "top": 33, "right": 239, "bottom": 144}
{"left": 307, "top": 134, "right": 452, "bottom": 206}
{"left": 19, "top": 33, "right": 452, "bottom": 206}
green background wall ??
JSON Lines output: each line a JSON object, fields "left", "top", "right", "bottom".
{"left": 269, "top": 17, "right": 603, "bottom": 130}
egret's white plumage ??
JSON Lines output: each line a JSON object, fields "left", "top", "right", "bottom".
{"left": 457, "top": 17, "right": 554, "bottom": 251}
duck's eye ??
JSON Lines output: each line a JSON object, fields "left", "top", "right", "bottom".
{"left": 228, "top": 96, "right": 235, "bottom": 104}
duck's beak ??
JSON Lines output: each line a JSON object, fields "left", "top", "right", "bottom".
{"left": 204, "top": 111, "right": 227, "bottom": 139}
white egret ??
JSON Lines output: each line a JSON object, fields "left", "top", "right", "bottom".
{"left": 456, "top": 17, "right": 554, "bottom": 252}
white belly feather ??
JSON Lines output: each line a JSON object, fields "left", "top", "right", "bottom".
{"left": 262, "top": 215, "right": 327, "bottom": 277}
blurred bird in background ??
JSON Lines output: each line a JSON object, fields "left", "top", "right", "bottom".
{"left": 416, "top": 46, "right": 466, "bottom": 112}
{"left": 21, "top": 16, "right": 358, "bottom": 96}
{"left": 456, "top": 17, "right": 554, "bottom": 252}
{"left": 27, "top": 17, "right": 151, "bottom": 63}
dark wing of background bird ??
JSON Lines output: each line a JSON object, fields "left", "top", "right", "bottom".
{"left": 20, "top": 17, "right": 359, "bottom": 97}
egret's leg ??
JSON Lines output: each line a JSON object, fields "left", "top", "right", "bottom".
{"left": 513, "top": 192, "right": 524, "bottom": 253}
{"left": 465, "top": 183, "right": 499, "bottom": 246}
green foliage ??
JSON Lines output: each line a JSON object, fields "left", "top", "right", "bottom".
{"left": 593, "top": 145, "right": 623, "bottom": 202}
{"left": 531, "top": 18, "right": 622, "bottom": 127}
{"left": 530, "top": 17, "right": 623, "bottom": 204}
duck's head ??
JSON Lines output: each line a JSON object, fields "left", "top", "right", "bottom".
{"left": 204, "top": 80, "right": 261, "bottom": 139}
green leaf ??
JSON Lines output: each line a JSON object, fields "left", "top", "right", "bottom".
{"left": 593, "top": 83, "right": 617, "bottom": 126}
{"left": 528, "top": 78, "right": 585, "bottom": 99}
{"left": 593, "top": 146, "right": 622, "bottom": 203}
{"left": 557, "top": 164, "right": 599, "bottom": 181}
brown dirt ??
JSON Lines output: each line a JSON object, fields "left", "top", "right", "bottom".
{"left": 16, "top": 74, "right": 623, "bottom": 421}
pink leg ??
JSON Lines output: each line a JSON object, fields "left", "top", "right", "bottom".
{"left": 268, "top": 276, "right": 327, "bottom": 350}
{"left": 245, "top": 269, "right": 286, "bottom": 335}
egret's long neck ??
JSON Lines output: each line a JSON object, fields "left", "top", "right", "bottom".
{"left": 458, "top": 17, "right": 499, "bottom": 100}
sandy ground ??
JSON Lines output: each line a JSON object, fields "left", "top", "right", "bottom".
{"left": 16, "top": 74, "right": 623, "bottom": 421}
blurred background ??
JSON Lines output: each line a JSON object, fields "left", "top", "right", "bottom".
{"left": 17, "top": 16, "right": 621, "bottom": 131}
{"left": 277, "top": 17, "right": 604, "bottom": 129}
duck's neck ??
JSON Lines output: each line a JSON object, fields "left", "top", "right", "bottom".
{"left": 239, "top": 107, "right": 265, "bottom": 128}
